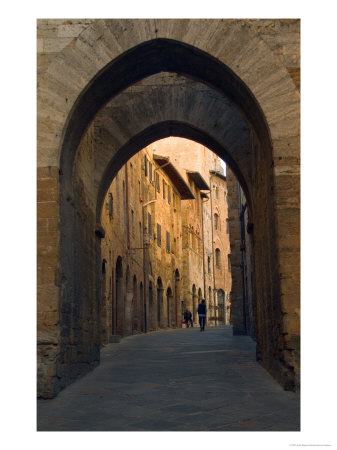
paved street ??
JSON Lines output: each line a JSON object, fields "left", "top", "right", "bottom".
{"left": 37, "top": 325, "right": 300, "bottom": 431}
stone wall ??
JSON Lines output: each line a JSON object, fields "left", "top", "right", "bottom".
{"left": 226, "top": 168, "right": 245, "bottom": 335}
{"left": 37, "top": 166, "right": 60, "bottom": 398}
{"left": 37, "top": 19, "right": 300, "bottom": 396}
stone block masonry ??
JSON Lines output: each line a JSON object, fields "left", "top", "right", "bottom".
{"left": 37, "top": 166, "right": 60, "bottom": 398}
{"left": 37, "top": 19, "right": 300, "bottom": 396}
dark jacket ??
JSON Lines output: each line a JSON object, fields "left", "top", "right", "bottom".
{"left": 184, "top": 310, "right": 192, "bottom": 320}
{"left": 197, "top": 303, "right": 207, "bottom": 315}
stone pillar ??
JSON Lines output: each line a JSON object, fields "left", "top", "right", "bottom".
{"left": 273, "top": 156, "right": 300, "bottom": 389}
{"left": 226, "top": 169, "right": 246, "bottom": 335}
{"left": 37, "top": 166, "right": 60, "bottom": 398}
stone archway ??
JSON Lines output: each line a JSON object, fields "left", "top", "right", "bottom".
{"left": 37, "top": 19, "right": 300, "bottom": 397}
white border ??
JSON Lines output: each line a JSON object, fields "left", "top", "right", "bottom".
{"left": 1, "top": 1, "right": 337, "bottom": 449}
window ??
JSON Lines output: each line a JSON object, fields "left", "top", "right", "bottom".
{"left": 108, "top": 193, "right": 113, "bottom": 219}
{"left": 144, "top": 155, "right": 148, "bottom": 177}
{"left": 228, "top": 254, "right": 231, "bottom": 272}
{"left": 168, "top": 185, "right": 171, "bottom": 204}
{"left": 226, "top": 218, "right": 229, "bottom": 234}
{"left": 155, "top": 172, "right": 160, "bottom": 192}
{"left": 148, "top": 212, "right": 152, "bottom": 235}
{"left": 215, "top": 248, "right": 221, "bottom": 268}
{"left": 131, "top": 209, "right": 135, "bottom": 236}
{"left": 149, "top": 162, "right": 153, "bottom": 182}
{"left": 166, "top": 231, "right": 170, "bottom": 253}
{"left": 214, "top": 213, "right": 219, "bottom": 230}
{"left": 157, "top": 223, "right": 161, "bottom": 247}
{"left": 163, "top": 180, "right": 166, "bottom": 199}
{"left": 208, "top": 256, "right": 211, "bottom": 273}
{"left": 130, "top": 162, "right": 134, "bottom": 186}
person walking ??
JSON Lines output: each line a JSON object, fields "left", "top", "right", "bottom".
{"left": 197, "top": 299, "right": 207, "bottom": 331}
{"left": 183, "top": 309, "right": 193, "bottom": 327}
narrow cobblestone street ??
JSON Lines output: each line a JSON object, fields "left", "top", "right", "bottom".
{"left": 37, "top": 325, "right": 300, "bottom": 431}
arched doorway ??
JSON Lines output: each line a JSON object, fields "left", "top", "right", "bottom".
{"left": 166, "top": 287, "right": 173, "bottom": 328}
{"left": 217, "top": 289, "right": 225, "bottom": 324}
{"left": 139, "top": 281, "right": 144, "bottom": 333}
{"left": 149, "top": 281, "right": 154, "bottom": 331}
{"left": 157, "top": 277, "right": 164, "bottom": 329}
{"left": 115, "top": 257, "right": 123, "bottom": 336}
{"left": 101, "top": 259, "right": 107, "bottom": 342}
{"left": 174, "top": 269, "right": 181, "bottom": 327}
{"left": 132, "top": 275, "right": 138, "bottom": 334}
{"left": 124, "top": 266, "right": 132, "bottom": 336}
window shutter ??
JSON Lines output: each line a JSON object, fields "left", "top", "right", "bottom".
{"left": 157, "top": 223, "right": 161, "bottom": 247}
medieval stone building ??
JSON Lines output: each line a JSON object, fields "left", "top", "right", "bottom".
{"left": 37, "top": 19, "right": 300, "bottom": 398}
{"left": 99, "top": 138, "right": 231, "bottom": 341}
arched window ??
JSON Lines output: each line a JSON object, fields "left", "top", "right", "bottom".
{"left": 214, "top": 213, "right": 219, "bottom": 230}
{"left": 130, "top": 162, "right": 134, "bottom": 186}
{"left": 215, "top": 248, "right": 221, "bottom": 268}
